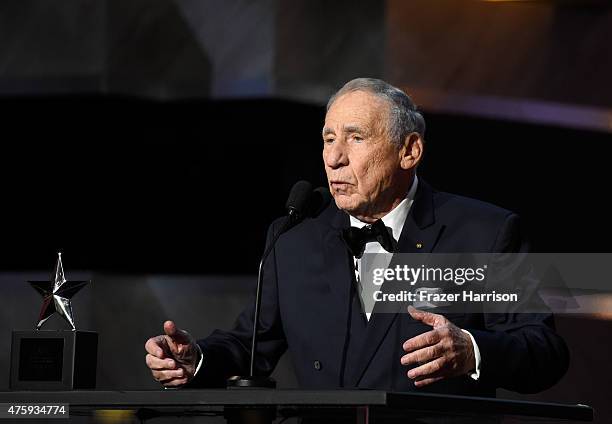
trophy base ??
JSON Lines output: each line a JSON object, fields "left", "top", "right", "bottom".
{"left": 10, "top": 330, "right": 98, "bottom": 390}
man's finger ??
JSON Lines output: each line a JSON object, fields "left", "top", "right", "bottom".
{"left": 412, "top": 367, "right": 446, "bottom": 388}
{"left": 407, "top": 356, "right": 446, "bottom": 380}
{"left": 145, "top": 336, "right": 169, "bottom": 358}
{"left": 407, "top": 306, "right": 446, "bottom": 327}
{"left": 145, "top": 354, "right": 177, "bottom": 371}
{"left": 401, "top": 343, "right": 443, "bottom": 366}
{"left": 414, "top": 375, "right": 444, "bottom": 388}
{"left": 402, "top": 329, "right": 441, "bottom": 353}
{"left": 152, "top": 368, "right": 186, "bottom": 382}
{"left": 160, "top": 377, "right": 190, "bottom": 387}
{"left": 164, "top": 321, "right": 191, "bottom": 347}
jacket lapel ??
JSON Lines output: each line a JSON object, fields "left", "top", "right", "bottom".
{"left": 346, "top": 179, "right": 446, "bottom": 387}
{"left": 323, "top": 207, "right": 353, "bottom": 306}
{"left": 321, "top": 207, "right": 355, "bottom": 378}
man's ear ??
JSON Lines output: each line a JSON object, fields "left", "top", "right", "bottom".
{"left": 399, "top": 132, "right": 424, "bottom": 170}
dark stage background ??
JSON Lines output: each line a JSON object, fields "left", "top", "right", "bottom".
{"left": 1, "top": 96, "right": 610, "bottom": 273}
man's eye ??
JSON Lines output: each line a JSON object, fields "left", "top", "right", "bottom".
{"left": 324, "top": 138, "right": 335, "bottom": 144}
{"left": 353, "top": 136, "right": 363, "bottom": 143}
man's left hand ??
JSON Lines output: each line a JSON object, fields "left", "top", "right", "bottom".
{"left": 401, "top": 306, "right": 475, "bottom": 387}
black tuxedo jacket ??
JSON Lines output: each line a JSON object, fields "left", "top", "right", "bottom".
{"left": 190, "top": 179, "right": 568, "bottom": 396}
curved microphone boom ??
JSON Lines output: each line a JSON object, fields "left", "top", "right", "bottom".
{"left": 227, "top": 181, "right": 330, "bottom": 388}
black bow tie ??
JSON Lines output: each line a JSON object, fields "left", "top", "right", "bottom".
{"left": 342, "top": 219, "right": 396, "bottom": 258}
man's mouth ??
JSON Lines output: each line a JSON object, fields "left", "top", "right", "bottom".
{"left": 330, "top": 181, "right": 352, "bottom": 191}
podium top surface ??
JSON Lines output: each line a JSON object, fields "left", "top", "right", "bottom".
{"left": 0, "top": 389, "right": 594, "bottom": 422}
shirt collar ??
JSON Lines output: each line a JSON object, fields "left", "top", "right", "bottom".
{"left": 349, "top": 175, "right": 419, "bottom": 242}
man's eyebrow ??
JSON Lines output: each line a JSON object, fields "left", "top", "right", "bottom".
{"left": 343, "top": 124, "right": 366, "bottom": 135}
{"left": 322, "top": 124, "right": 368, "bottom": 136}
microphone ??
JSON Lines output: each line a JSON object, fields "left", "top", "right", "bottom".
{"left": 283, "top": 185, "right": 332, "bottom": 233}
{"left": 285, "top": 180, "right": 313, "bottom": 220}
{"left": 227, "top": 181, "right": 326, "bottom": 389}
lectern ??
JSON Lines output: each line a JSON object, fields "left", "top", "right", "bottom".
{"left": 0, "top": 389, "right": 594, "bottom": 423}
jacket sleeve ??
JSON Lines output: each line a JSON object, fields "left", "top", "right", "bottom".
{"left": 467, "top": 213, "right": 570, "bottom": 394}
{"left": 186, "top": 219, "right": 288, "bottom": 388}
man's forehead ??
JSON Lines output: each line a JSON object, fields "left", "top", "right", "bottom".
{"left": 323, "top": 90, "right": 388, "bottom": 132}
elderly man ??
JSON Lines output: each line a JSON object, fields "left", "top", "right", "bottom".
{"left": 145, "top": 78, "right": 568, "bottom": 395}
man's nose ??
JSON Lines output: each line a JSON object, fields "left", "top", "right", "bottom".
{"left": 325, "top": 140, "right": 349, "bottom": 169}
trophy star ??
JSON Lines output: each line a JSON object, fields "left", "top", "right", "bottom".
{"left": 28, "top": 252, "right": 88, "bottom": 331}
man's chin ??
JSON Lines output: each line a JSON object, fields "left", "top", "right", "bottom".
{"left": 333, "top": 195, "right": 361, "bottom": 215}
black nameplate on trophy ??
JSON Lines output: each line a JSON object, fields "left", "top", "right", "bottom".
{"left": 10, "top": 330, "right": 97, "bottom": 390}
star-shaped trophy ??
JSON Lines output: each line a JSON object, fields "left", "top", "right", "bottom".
{"left": 28, "top": 252, "right": 88, "bottom": 330}
{"left": 9, "top": 252, "right": 98, "bottom": 390}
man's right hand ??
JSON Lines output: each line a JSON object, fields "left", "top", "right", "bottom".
{"left": 145, "top": 321, "right": 199, "bottom": 388}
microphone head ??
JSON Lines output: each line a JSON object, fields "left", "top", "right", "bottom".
{"left": 308, "top": 187, "right": 332, "bottom": 217}
{"left": 286, "top": 180, "right": 313, "bottom": 216}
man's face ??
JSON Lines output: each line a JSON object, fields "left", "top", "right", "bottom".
{"left": 322, "top": 90, "right": 404, "bottom": 217}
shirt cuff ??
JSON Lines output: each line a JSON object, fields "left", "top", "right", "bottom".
{"left": 461, "top": 329, "right": 481, "bottom": 380}
{"left": 193, "top": 342, "right": 204, "bottom": 376}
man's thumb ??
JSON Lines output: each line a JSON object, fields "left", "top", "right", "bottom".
{"left": 164, "top": 320, "right": 179, "bottom": 337}
{"left": 407, "top": 305, "right": 442, "bottom": 327}
{"left": 163, "top": 321, "right": 190, "bottom": 345}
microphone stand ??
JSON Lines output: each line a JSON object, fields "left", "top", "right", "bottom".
{"left": 227, "top": 208, "right": 299, "bottom": 389}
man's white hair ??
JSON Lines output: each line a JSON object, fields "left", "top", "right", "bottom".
{"left": 327, "top": 78, "right": 426, "bottom": 147}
